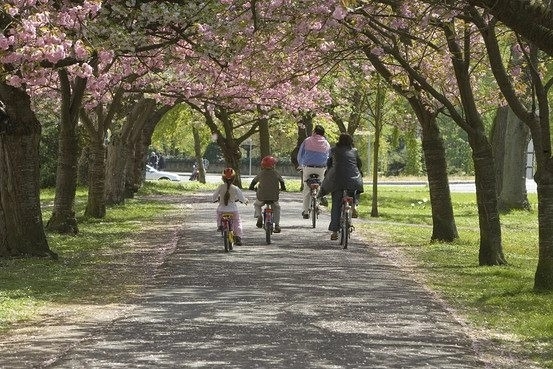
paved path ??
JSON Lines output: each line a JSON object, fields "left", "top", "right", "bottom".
{"left": 3, "top": 191, "right": 489, "bottom": 368}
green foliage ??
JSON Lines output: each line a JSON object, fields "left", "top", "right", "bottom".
{"left": 151, "top": 104, "right": 211, "bottom": 157}
{"left": 438, "top": 115, "right": 474, "bottom": 175}
{"left": 403, "top": 131, "right": 422, "bottom": 175}
{"left": 204, "top": 141, "right": 224, "bottom": 163}
{"left": 359, "top": 186, "right": 551, "bottom": 367}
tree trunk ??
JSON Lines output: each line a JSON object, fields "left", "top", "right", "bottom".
{"left": 132, "top": 104, "right": 169, "bottom": 194}
{"left": 470, "top": 136, "right": 507, "bottom": 265}
{"left": 491, "top": 106, "right": 530, "bottom": 211}
{"left": 0, "top": 83, "right": 53, "bottom": 258}
{"left": 258, "top": 116, "right": 271, "bottom": 158}
{"left": 371, "top": 124, "right": 380, "bottom": 217}
{"left": 84, "top": 137, "right": 107, "bottom": 218}
{"left": 106, "top": 98, "right": 156, "bottom": 203}
{"left": 534, "top": 175, "right": 553, "bottom": 291}
{"left": 45, "top": 71, "right": 87, "bottom": 234}
{"left": 105, "top": 133, "right": 127, "bottom": 205}
{"left": 420, "top": 114, "right": 459, "bottom": 242}
{"left": 192, "top": 126, "right": 206, "bottom": 184}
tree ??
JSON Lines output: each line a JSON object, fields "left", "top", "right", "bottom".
{"left": 45, "top": 69, "right": 88, "bottom": 234}
{"left": 0, "top": 1, "right": 103, "bottom": 253}
{"left": 469, "top": 8, "right": 553, "bottom": 290}
{"left": 0, "top": 82, "right": 54, "bottom": 258}
{"left": 338, "top": 3, "right": 503, "bottom": 260}
{"left": 491, "top": 106, "right": 531, "bottom": 211}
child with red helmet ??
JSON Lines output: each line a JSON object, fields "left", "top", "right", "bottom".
{"left": 248, "top": 156, "right": 287, "bottom": 233}
{"left": 212, "top": 167, "right": 248, "bottom": 245}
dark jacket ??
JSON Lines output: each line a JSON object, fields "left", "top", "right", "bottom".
{"left": 248, "top": 168, "right": 286, "bottom": 202}
{"left": 321, "top": 146, "right": 364, "bottom": 195}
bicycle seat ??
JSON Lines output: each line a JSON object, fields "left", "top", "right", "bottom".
{"left": 263, "top": 201, "right": 275, "bottom": 205}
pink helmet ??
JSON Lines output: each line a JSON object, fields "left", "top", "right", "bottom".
{"left": 222, "top": 167, "right": 236, "bottom": 180}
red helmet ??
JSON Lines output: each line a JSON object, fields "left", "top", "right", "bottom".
{"left": 222, "top": 167, "right": 236, "bottom": 180}
{"left": 261, "top": 155, "right": 277, "bottom": 169}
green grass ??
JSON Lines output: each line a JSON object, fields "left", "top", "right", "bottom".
{"left": 0, "top": 180, "right": 215, "bottom": 332}
{"left": 360, "top": 185, "right": 552, "bottom": 367}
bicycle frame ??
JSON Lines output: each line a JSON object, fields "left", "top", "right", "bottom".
{"left": 263, "top": 203, "right": 274, "bottom": 244}
{"left": 339, "top": 190, "right": 355, "bottom": 249}
{"left": 220, "top": 213, "right": 235, "bottom": 252}
{"left": 306, "top": 174, "right": 321, "bottom": 228}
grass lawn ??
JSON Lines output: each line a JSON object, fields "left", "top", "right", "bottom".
{"left": 358, "top": 184, "right": 552, "bottom": 368}
{"left": 0, "top": 178, "right": 551, "bottom": 367}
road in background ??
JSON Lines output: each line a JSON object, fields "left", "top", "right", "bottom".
{"left": 176, "top": 172, "right": 538, "bottom": 193}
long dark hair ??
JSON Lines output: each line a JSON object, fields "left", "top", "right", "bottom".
{"left": 336, "top": 133, "right": 353, "bottom": 148}
{"left": 223, "top": 179, "right": 232, "bottom": 206}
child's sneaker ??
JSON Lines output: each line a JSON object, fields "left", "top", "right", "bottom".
{"left": 217, "top": 225, "right": 222, "bottom": 231}
{"left": 256, "top": 216, "right": 263, "bottom": 228}
{"left": 235, "top": 236, "right": 243, "bottom": 246}
{"left": 274, "top": 225, "right": 281, "bottom": 233}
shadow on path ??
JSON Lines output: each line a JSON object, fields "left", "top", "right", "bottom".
{"left": 2, "top": 191, "right": 487, "bottom": 368}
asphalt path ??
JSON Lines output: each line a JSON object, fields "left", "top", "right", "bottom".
{"left": 17, "top": 190, "right": 490, "bottom": 369}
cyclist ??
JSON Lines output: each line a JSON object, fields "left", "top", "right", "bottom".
{"left": 212, "top": 168, "right": 248, "bottom": 245}
{"left": 248, "top": 156, "right": 287, "bottom": 233}
{"left": 320, "top": 133, "right": 364, "bottom": 240}
{"left": 296, "top": 124, "right": 331, "bottom": 219}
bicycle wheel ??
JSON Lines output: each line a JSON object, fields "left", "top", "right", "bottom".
{"left": 339, "top": 211, "right": 346, "bottom": 247}
{"left": 223, "top": 230, "right": 230, "bottom": 252}
{"left": 342, "top": 213, "right": 350, "bottom": 249}
{"left": 265, "top": 222, "right": 272, "bottom": 244}
{"left": 311, "top": 196, "right": 317, "bottom": 228}
{"left": 228, "top": 231, "right": 234, "bottom": 251}
{"left": 339, "top": 204, "right": 349, "bottom": 248}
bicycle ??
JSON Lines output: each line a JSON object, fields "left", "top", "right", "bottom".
{"left": 305, "top": 173, "right": 322, "bottom": 228}
{"left": 262, "top": 201, "right": 274, "bottom": 244}
{"left": 339, "top": 190, "right": 355, "bottom": 249}
{"left": 220, "top": 212, "right": 235, "bottom": 252}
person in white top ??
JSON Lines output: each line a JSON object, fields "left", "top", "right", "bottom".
{"left": 212, "top": 168, "right": 248, "bottom": 245}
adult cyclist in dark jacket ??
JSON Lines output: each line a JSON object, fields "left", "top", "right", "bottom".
{"left": 321, "top": 133, "right": 364, "bottom": 240}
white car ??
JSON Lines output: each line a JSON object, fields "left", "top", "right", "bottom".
{"left": 145, "top": 165, "right": 181, "bottom": 181}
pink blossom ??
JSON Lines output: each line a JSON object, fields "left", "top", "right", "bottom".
{"left": 7, "top": 75, "right": 23, "bottom": 88}
{"left": 0, "top": 36, "right": 11, "bottom": 50}
{"left": 332, "top": 6, "right": 347, "bottom": 20}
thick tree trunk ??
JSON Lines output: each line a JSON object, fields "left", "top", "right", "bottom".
{"left": 258, "top": 116, "right": 270, "bottom": 158}
{"left": 46, "top": 71, "right": 87, "bottom": 234}
{"left": 470, "top": 137, "right": 507, "bottom": 265}
{"left": 105, "top": 133, "right": 127, "bottom": 205}
{"left": 0, "top": 84, "right": 53, "bottom": 258}
{"left": 420, "top": 119, "right": 459, "bottom": 242}
{"left": 534, "top": 177, "right": 553, "bottom": 291}
{"left": 491, "top": 106, "right": 530, "bottom": 211}
{"left": 84, "top": 138, "right": 106, "bottom": 218}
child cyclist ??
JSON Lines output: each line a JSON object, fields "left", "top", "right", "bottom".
{"left": 212, "top": 168, "right": 248, "bottom": 245}
{"left": 248, "top": 156, "right": 287, "bottom": 233}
